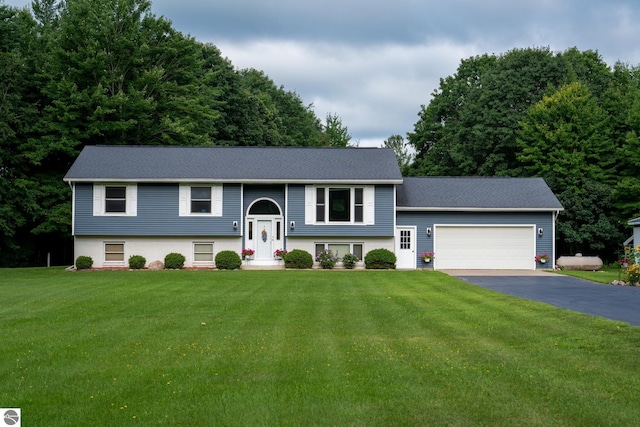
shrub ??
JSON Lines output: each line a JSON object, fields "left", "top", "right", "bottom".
{"left": 364, "top": 248, "right": 396, "bottom": 269}
{"left": 128, "top": 255, "right": 146, "bottom": 269}
{"left": 342, "top": 253, "right": 359, "bottom": 269}
{"left": 164, "top": 252, "right": 186, "bottom": 269}
{"left": 75, "top": 255, "right": 93, "bottom": 270}
{"left": 215, "top": 250, "right": 242, "bottom": 270}
{"left": 316, "top": 249, "right": 339, "bottom": 269}
{"left": 284, "top": 249, "right": 313, "bottom": 269}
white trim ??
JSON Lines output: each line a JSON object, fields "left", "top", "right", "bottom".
{"left": 395, "top": 226, "right": 417, "bottom": 269}
{"left": 305, "top": 185, "right": 374, "bottom": 225}
{"left": 71, "top": 183, "right": 76, "bottom": 236}
{"left": 192, "top": 241, "right": 215, "bottom": 265}
{"left": 179, "top": 184, "right": 223, "bottom": 217}
{"left": 396, "top": 207, "right": 564, "bottom": 212}
{"left": 103, "top": 241, "right": 126, "bottom": 265}
{"left": 93, "top": 184, "right": 137, "bottom": 217}
{"left": 67, "top": 178, "right": 404, "bottom": 185}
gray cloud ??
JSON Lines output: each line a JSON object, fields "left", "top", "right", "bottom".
{"left": 6, "top": 0, "right": 640, "bottom": 146}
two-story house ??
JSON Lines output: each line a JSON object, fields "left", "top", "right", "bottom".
{"left": 64, "top": 145, "right": 563, "bottom": 270}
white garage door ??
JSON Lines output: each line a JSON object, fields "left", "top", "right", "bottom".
{"left": 435, "top": 226, "right": 535, "bottom": 270}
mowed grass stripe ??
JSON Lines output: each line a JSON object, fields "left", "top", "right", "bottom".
{"left": 2, "top": 268, "right": 640, "bottom": 426}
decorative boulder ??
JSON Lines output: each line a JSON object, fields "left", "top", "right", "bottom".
{"left": 556, "top": 253, "right": 603, "bottom": 271}
{"left": 148, "top": 260, "right": 165, "bottom": 270}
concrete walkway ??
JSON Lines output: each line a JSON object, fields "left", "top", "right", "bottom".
{"left": 444, "top": 270, "right": 640, "bottom": 327}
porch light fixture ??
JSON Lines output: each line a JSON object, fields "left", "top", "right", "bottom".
{"left": 426, "top": 227, "right": 432, "bottom": 237}
{"left": 233, "top": 220, "right": 238, "bottom": 229}
{"left": 290, "top": 221, "right": 295, "bottom": 230}
{"left": 538, "top": 227, "right": 543, "bottom": 237}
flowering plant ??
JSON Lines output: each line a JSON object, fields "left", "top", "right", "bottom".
{"left": 274, "top": 248, "right": 287, "bottom": 258}
{"left": 241, "top": 248, "right": 254, "bottom": 257}
{"left": 535, "top": 253, "right": 550, "bottom": 263}
{"left": 341, "top": 253, "right": 359, "bottom": 269}
{"left": 618, "top": 257, "right": 630, "bottom": 267}
{"left": 419, "top": 251, "right": 434, "bottom": 261}
{"left": 316, "top": 249, "right": 339, "bottom": 269}
{"left": 626, "top": 264, "right": 640, "bottom": 286}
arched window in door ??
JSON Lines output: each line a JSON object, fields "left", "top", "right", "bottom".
{"left": 249, "top": 199, "right": 281, "bottom": 215}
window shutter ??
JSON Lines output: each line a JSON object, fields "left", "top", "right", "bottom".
{"left": 126, "top": 184, "right": 137, "bottom": 216}
{"left": 179, "top": 185, "right": 189, "bottom": 216}
{"left": 93, "top": 184, "right": 104, "bottom": 216}
{"left": 364, "top": 185, "right": 375, "bottom": 225}
{"left": 305, "top": 185, "right": 315, "bottom": 224}
{"left": 212, "top": 185, "right": 223, "bottom": 216}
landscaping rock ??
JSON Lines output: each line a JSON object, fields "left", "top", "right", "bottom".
{"left": 148, "top": 260, "right": 165, "bottom": 270}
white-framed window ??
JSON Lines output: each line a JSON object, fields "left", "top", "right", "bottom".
{"left": 179, "top": 184, "right": 223, "bottom": 216}
{"left": 104, "top": 242, "right": 125, "bottom": 263}
{"left": 193, "top": 242, "right": 214, "bottom": 263}
{"left": 315, "top": 243, "right": 363, "bottom": 260}
{"left": 305, "top": 186, "right": 374, "bottom": 225}
{"left": 93, "top": 184, "right": 137, "bottom": 216}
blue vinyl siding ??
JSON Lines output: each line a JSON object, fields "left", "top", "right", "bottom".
{"left": 396, "top": 211, "right": 555, "bottom": 269}
{"left": 74, "top": 183, "right": 242, "bottom": 236}
{"left": 287, "top": 184, "right": 395, "bottom": 237}
{"left": 243, "top": 184, "right": 286, "bottom": 215}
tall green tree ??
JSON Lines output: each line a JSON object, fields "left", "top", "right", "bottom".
{"left": 409, "top": 47, "right": 568, "bottom": 176}
{"left": 324, "top": 113, "right": 352, "bottom": 147}
{"left": 383, "top": 134, "right": 412, "bottom": 174}
{"left": 517, "top": 82, "right": 619, "bottom": 254}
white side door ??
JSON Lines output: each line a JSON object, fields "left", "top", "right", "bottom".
{"left": 395, "top": 226, "right": 416, "bottom": 269}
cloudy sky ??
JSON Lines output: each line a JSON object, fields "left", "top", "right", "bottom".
{"left": 6, "top": 0, "right": 640, "bottom": 146}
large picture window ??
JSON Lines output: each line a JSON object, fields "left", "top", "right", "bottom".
{"left": 305, "top": 185, "right": 374, "bottom": 225}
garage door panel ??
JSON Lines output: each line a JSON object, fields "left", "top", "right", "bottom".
{"left": 435, "top": 226, "right": 534, "bottom": 270}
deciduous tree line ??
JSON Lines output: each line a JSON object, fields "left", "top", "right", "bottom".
{"left": 0, "top": 0, "right": 350, "bottom": 266}
{"left": 406, "top": 47, "right": 640, "bottom": 260}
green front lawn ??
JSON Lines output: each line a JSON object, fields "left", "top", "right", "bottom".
{"left": 555, "top": 265, "right": 625, "bottom": 284}
{"left": 2, "top": 268, "right": 640, "bottom": 426}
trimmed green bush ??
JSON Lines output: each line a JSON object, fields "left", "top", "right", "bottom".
{"left": 164, "top": 252, "right": 186, "bottom": 269}
{"left": 342, "top": 253, "right": 359, "bottom": 269}
{"left": 215, "top": 250, "right": 242, "bottom": 270}
{"left": 284, "top": 249, "right": 313, "bottom": 269}
{"left": 128, "top": 255, "right": 146, "bottom": 269}
{"left": 364, "top": 248, "right": 396, "bottom": 269}
{"left": 75, "top": 255, "right": 93, "bottom": 270}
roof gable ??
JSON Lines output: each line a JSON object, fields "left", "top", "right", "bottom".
{"left": 64, "top": 145, "right": 403, "bottom": 183}
{"left": 397, "top": 177, "right": 563, "bottom": 211}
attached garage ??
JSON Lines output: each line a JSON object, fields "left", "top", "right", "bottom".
{"left": 395, "top": 177, "right": 564, "bottom": 271}
{"left": 434, "top": 225, "right": 535, "bottom": 270}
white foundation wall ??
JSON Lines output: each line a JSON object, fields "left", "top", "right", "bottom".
{"left": 285, "top": 237, "right": 395, "bottom": 259}
{"left": 74, "top": 236, "right": 242, "bottom": 268}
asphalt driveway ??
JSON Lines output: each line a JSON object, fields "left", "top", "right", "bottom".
{"left": 446, "top": 271, "right": 640, "bottom": 327}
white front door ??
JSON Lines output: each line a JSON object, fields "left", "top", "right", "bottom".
{"left": 395, "top": 226, "right": 416, "bottom": 269}
{"left": 256, "top": 219, "right": 274, "bottom": 261}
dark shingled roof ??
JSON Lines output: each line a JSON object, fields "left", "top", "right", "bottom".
{"left": 64, "top": 145, "right": 403, "bottom": 183}
{"left": 397, "top": 177, "right": 563, "bottom": 210}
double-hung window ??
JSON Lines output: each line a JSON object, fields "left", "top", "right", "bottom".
{"left": 190, "top": 187, "right": 212, "bottom": 214}
{"left": 306, "top": 186, "right": 373, "bottom": 225}
{"left": 93, "top": 184, "right": 137, "bottom": 216}
{"left": 179, "top": 184, "right": 223, "bottom": 216}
